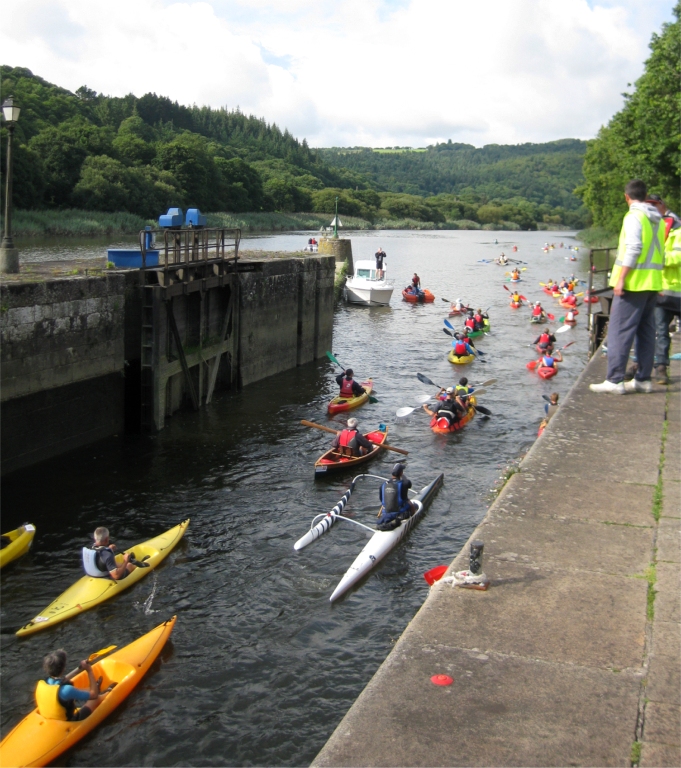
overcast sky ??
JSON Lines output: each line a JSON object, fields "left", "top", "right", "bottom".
{"left": 2, "top": 0, "right": 675, "bottom": 148}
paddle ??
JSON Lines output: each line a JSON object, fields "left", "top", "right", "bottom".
{"left": 65, "top": 646, "right": 117, "bottom": 680}
{"left": 443, "top": 317, "right": 489, "bottom": 341}
{"left": 326, "top": 352, "right": 378, "bottom": 403}
{"left": 397, "top": 391, "right": 489, "bottom": 419}
{"left": 502, "top": 284, "right": 529, "bottom": 304}
{"left": 417, "top": 373, "right": 496, "bottom": 390}
{"left": 300, "top": 420, "right": 408, "bottom": 455}
{"left": 424, "top": 565, "right": 448, "bottom": 585}
{"left": 555, "top": 325, "right": 572, "bottom": 334}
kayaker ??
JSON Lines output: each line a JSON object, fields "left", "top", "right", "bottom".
{"left": 332, "top": 417, "right": 374, "bottom": 457}
{"left": 336, "top": 368, "right": 366, "bottom": 399}
{"left": 511, "top": 290, "right": 522, "bottom": 305}
{"left": 82, "top": 527, "right": 148, "bottom": 580}
{"left": 422, "top": 389, "right": 465, "bottom": 424}
{"left": 534, "top": 329, "right": 556, "bottom": 352}
{"left": 473, "top": 308, "right": 487, "bottom": 330}
{"left": 563, "top": 292, "right": 577, "bottom": 307}
{"left": 452, "top": 334, "right": 476, "bottom": 358}
{"left": 453, "top": 297, "right": 466, "bottom": 313}
{"left": 455, "top": 377, "right": 474, "bottom": 404}
{"left": 376, "top": 463, "right": 416, "bottom": 531}
{"left": 498, "top": 253, "right": 508, "bottom": 265}
{"left": 464, "top": 311, "right": 476, "bottom": 332}
{"left": 375, "top": 248, "right": 386, "bottom": 279}
{"left": 511, "top": 268, "right": 520, "bottom": 280}
{"left": 532, "top": 302, "right": 546, "bottom": 321}
{"left": 565, "top": 308, "right": 577, "bottom": 324}
{"left": 536, "top": 350, "right": 563, "bottom": 369}
{"left": 36, "top": 650, "right": 114, "bottom": 721}
{"left": 544, "top": 392, "right": 560, "bottom": 420}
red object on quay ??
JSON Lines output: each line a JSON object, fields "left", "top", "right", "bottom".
{"left": 431, "top": 674, "right": 454, "bottom": 686}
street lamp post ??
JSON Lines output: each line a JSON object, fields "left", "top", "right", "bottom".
{"left": 333, "top": 196, "right": 339, "bottom": 239}
{"left": 1, "top": 96, "right": 21, "bottom": 273}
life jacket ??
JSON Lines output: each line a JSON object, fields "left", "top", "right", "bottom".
{"left": 82, "top": 546, "right": 111, "bottom": 578}
{"left": 532, "top": 306, "right": 543, "bottom": 317}
{"left": 381, "top": 479, "right": 402, "bottom": 513}
{"left": 455, "top": 385, "right": 470, "bottom": 400}
{"left": 539, "top": 332, "right": 550, "bottom": 345}
{"left": 412, "top": 276, "right": 420, "bottom": 286}
{"left": 436, "top": 401, "right": 456, "bottom": 422}
{"left": 465, "top": 317, "right": 475, "bottom": 329}
{"left": 454, "top": 341, "right": 468, "bottom": 356}
{"left": 512, "top": 294, "right": 520, "bottom": 302}
{"left": 35, "top": 679, "right": 73, "bottom": 721}
{"left": 542, "top": 355, "right": 555, "bottom": 368}
{"left": 474, "top": 314, "right": 483, "bottom": 325}
{"left": 512, "top": 272, "right": 520, "bottom": 279}
{"left": 338, "top": 429, "right": 358, "bottom": 456}
{"left": 340, "top": 377, "right": 355, "bottom": 398}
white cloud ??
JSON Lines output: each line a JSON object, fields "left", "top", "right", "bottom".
{"left": 1, "top": 0, "right": 674, "bottom": 147}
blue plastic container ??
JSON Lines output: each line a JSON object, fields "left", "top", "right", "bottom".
{"left": 185, "top": 208, "right": 206, "bottom": 227}
{"left": 107, "top": 249, "right": 159, "bottom": 268}
{"left": 159, "top": 208, "right": 183, "bottom": 228}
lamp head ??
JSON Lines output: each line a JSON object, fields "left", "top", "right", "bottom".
{"left": 2, "top": 97, "right": 20, "bottom": 124}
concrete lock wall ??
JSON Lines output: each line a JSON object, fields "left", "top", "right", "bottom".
{"left": 0, "top": 274, "right": 128, "bottom": 474}
{"left": 318, "top": 238, "right": 353, "bottom": 273}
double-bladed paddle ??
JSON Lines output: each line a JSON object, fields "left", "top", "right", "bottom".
{"left": 300, "top": 420, "right": 408, "bottom": 455}
{"left": 65, "top": 646, "right": 118, "bottom": 680}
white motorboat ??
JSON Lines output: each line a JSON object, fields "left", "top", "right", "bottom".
{"left": 344, "top": 260, "right": 394, "bottom": 306}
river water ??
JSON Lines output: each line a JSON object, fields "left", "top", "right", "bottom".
{"left": 1, "top": 230, "right": 589, "bottom": 766}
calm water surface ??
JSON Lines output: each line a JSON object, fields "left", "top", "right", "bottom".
{"left": 1, "top": 230, "right": 589, "bottom": 766}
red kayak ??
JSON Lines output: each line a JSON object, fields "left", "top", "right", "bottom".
{"left": 430, "top": 398, "right": 476, "bottom": 434}
{"left": 560, "top": 299, "right": 580, "bottom": 310}
{"left": 584, "top": 293, "right": 599, "bottom": 303}
{"left": 509, "top": 300, "right": 521, "bottom": 309}
{"left": 527, "top": 360, "right": 558, "bottom": 379}
{"left": 403, "top": 288, "right": 435, "bottom": 303}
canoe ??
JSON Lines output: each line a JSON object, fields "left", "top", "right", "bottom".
{"left": 327, "top": 379, "right": 373, "bottom": 415}
{"left": 1, "top": 617, "right": 176, "bottom": 767}
{"left": 329, "top": 474, "right": 444, "bottom": 602}
{"left": 402, "top": 289, "right": 435, "bottom": 303}
{"left": 465, "top": 319, "right": 490, "bottom": 338}
{"left": 17, "top": 521, "right": 189, "bottom": 637}
{"left": 509, "top": 301, "right": 521, "bottom": 308}
{"left": 430, "top": 397, "right": 476, "bottom": 434}
{"left": 314, "top": 426, "right": 388, "bottom": 476}
{"left": 0, "top": 523, "right": 36, "bottom": 569}
{"left": 447, "top": 350, "right": 474, "bottom": 365}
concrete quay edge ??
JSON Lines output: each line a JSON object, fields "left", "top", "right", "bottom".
{"left": 312, "top": 342, "right": 680, "bottom": 768}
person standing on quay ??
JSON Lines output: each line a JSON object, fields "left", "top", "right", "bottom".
{"left": 590, "top": 179, "right": 665, "bottom": 394}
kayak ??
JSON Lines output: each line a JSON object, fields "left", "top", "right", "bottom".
{"left": 560, "top": 299, "right": 579, "bottom": 310}
{"left": 1, "top": 617, "right": 176, "bottom": 767}
{"left": 564, "top": 318, "right": 577, "bottom": 326}
{"left": 448, "top": 308, "right": 465, "bottom": 317}
{"left": 402, "top": 289, "right": 435, "bottom": 303}
{"left": 16, "top": 521, "right": 189, "bottom": 637}
{"left": 314, "top": 426, "right": 388, "bottom": 476}
{"left": 507, "top": 277, "right": 522, "bottom": 283}
{"left": 584, "top": 293, "right": 599, "bottom": 303}
{"left": 327, "top": 379, "right": 373, "bottom": 415}
{"left": 465, "top": 319, "right": 490, "bottom": 338}
{"left": 0, "top": 523, "right": 36, "bottom": 569}
{"left": 535, "top": 344, "right": 555, "bottom": 354}
{"left": 447, "top": 350, "right": 474, "bottom": 365}
{"left": 430, "top": 397, "right": 476, "bottom": 434}
{"left": 329, "top": 474, "right": 444, "bottom": 602}
{"left": 509, "top": 300, "right": 521, "bottom": 308}
{"left": 530, "top": 315, "right": 546, "bottom": 324}
{"left": 526, "top": 360, "right": 558, "bottom": 379}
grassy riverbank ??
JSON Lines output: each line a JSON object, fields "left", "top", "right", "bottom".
{"left": 576, "top": 226, "right": 618, "bottom": 249}
{"left": 7, "top": 209, "right": 150, "bottom": 237}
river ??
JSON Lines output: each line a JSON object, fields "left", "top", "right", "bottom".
{"left": 1, "top": 229, "right": 589, "bottom": 766}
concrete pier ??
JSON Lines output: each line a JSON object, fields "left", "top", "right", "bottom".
{"left": 313, "top": 345, "right": 680, "bottom": 767}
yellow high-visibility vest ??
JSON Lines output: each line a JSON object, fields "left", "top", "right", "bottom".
{"left": 610, "top": 208, "right": 665, "bottom": 291}
{"left": 662, "top": 226, "right": 681, "bottom": 295}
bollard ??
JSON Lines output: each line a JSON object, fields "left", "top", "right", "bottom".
{"left": 449, "top": 539, "right": 490, "bottom": 590}
{"left": 469, "top": 540, "right": 484, "bottom": 575}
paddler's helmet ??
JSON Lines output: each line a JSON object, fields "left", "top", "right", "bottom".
{"left": 535, "top": 301, "right": 541, "bottom": 307}
{"left": 446, "top": 387, "right": 454, "bottom": 394}
{"left": 456, "top": 298, "right": 461, "bottom": 303}
{"left": 392, "top": 463, "right": 405, "bottom": 477}
{"left": 347, "top": 418, "right": 358, "bottom": 429}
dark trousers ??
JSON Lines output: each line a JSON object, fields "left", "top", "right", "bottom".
{"left": 606, "top": 290, "right": 658, "bottom": 383}
{"left": 655, "top": 295, "right": 681, "bottom": 366}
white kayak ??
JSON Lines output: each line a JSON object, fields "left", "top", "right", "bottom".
{"left": 329, "top": 473, "right": 444, "bottom": 602}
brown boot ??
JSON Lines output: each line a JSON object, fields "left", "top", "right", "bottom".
{"left": 655, "top": 365, "right": 670, "bottom": 385}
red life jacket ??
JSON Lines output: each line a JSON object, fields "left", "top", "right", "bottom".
{"left": 340, "top": 378, "right": 355, "bottom": 397}
{"left": 455, "top": 341, "right": 468, "bottom": 356}
{"left": 474, "top": 314, "right": 483, "bottom": 324}
{"left": 566, "top": 295, "right": 576, "bottom": 305}
{"left": 532, "top": 306, "right": 543, "bottom": 316}
{"left": 539, "top": 332, "right": 550, "bottom": 344}
{"left": 465, "top": 317, "right": 475, "bottom": 329}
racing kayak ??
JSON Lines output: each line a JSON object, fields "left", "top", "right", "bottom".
{"left": 466, "top": 319, "right": 490, "bottom": 338}
{"left": 314, "top": 426, "right": 388, "bottom": 475}
{"left": 0, "top": 617, "right": 176, "bottom": 767}
{"left": 327, "top": 379, "right": 373, "bottom": 415}
{"left": 329, "top": 473, "right": 444, "bottom": 602}
{"left": 0, "top": 523, "right": 36, "bottom": 569}
{"left": 430, "top": 397, "right": 476, "bottom": 434}
{"left": 17, "top": 521, "right": 189, "bottom": 637}
{"left": 448, "top": 350, "right": 474, "bottom": 365}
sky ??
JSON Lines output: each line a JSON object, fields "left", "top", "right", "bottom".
{"left": 1, "top": 0, "right": 675, "bottom": 148}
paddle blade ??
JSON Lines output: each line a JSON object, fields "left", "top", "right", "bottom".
{"left": 89, "top": 645, "right": 117, "bottom": 663}
{"left": 326, "top": 351, "right": 341, "bottom": 367}
{"left": 547, "top": 313, "right": 555, "bottom": 321}
{"left": 542, "top": 394, "right": 552, "bottom": 402}
{"left": 443, "top": 318, "right": 455, "bottom": 330}
{"left": 555, "top": 325, "right": 571, "bottom": 333}
{"left": 480, "top": 378, "right": 497, "bottom": 386}
{"left": 471, "top": 388, "right": 486, "bottom": 396}
{"left": 417, "top": 372, "right": 437, "bottom": 387}
{"left": 562, "top": 341, "right": 576, "bottom": 350}
{"left": 368, "top": 396, "right": 379, "bottom": 403}
{"left": 396, "top": 407, "right": 416, "bottom": 418}
{"left": 503, "top": 284, "right": 510, "bottom": 292}
{"left": 416, "top": 394, "right": 432, "bottom": 404}
{"left": 474, "top": 404, "right": 492, "bottom": 416}
{"left": 443, "top": 328, "right": 453, "bottom": 336}
{"left": 424, "top": 565, "right": 448, "bottom": 585}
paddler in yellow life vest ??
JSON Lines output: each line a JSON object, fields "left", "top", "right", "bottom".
{"left": 511, "top": 290, "right": 522, "bottom": 305}
{"left": 35, "top": 650, "right": 114, "bottom": 722}
{"left": 331, "top": 417, "right": 375, "bottom": 457}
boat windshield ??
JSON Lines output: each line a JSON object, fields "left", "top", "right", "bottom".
{"left": 356, "top": 269, "right": 375, "bottom": 279}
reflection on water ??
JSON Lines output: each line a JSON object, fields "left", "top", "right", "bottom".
{"left": 1, "top": 230, "right": 586, "bottom": 766}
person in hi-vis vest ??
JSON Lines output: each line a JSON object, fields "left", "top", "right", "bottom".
{"left": 590, "top": 179, "right": 665, "bottom": 395}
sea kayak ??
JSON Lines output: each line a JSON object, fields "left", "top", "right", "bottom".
{"left": 0, "top": 524, "right": 36, "bottom": 569}
{"left": 430, "top": 397, "right": 476, "bottom": 434}
{"left": 329, "top": 474, "right": 444, "bottom": 602}
{"left": 327, "top": 379, "right": 373, "bottom": 415}
{"left": 447, "top": 350, "right": 475, "bottom": 365}
{"left": 1, "top": 617, "right": 176, "bottom": 767}
{"left": 402, "top": 289, "right": 435, "bottom": 303}
{"left": 314, "top": 426, "right": 388, "bottom": 475}
{"left": 17, "top": 520, "right": 189, "bottom": 637}
{"left": 466, "top": 319, "right": 490, "bottom": 338}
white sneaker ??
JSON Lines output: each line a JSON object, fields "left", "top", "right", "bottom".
{"left": 590, "top": 380, "right": 626, "bottom": 394}
{"left": 624, "top": 379, "right": 653, "bottom": 393}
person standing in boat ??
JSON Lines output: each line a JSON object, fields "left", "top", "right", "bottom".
{"left": 332, "top": 418, "right": 374, "bottom": 458}
{"left": 376, "top": 464, "right": 416, "bottom": 531}
{"left": 375, "top": 248, "right": 386, "bottom": 279}
{"left": 335, "top": 368, "right": 366, "bottom": 399}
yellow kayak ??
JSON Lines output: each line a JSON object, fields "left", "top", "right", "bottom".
{"left": 17, "top": 520, "right": 189, "bottom": 637}
{"left": 0, "top": 524, "right": 36, "bottom": 569}
{"left": 0, "top": 617, "right": 176, "bottom": 767}
{"left": 447, "top": 350, "right": 475, "bottom": 365}
{"left": 327, "top": 379, "right": 373, "bottom": 415}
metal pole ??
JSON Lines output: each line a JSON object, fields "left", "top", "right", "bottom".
{"left": 333, "top": 196, "right": 338, "bottom": 239}
{"left": 2, "top": 122, "right": 15, "bottom": 250}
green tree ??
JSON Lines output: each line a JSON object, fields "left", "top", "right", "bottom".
{"left": 578, "top": 3, "right": 680, "bottom": 230}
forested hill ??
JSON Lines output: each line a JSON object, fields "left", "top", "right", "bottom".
{"left": 319, "top": 141, "right": 587, "bottom": 211}
{"left": 1, "top": 65, "right": 588, "bottom": 229}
